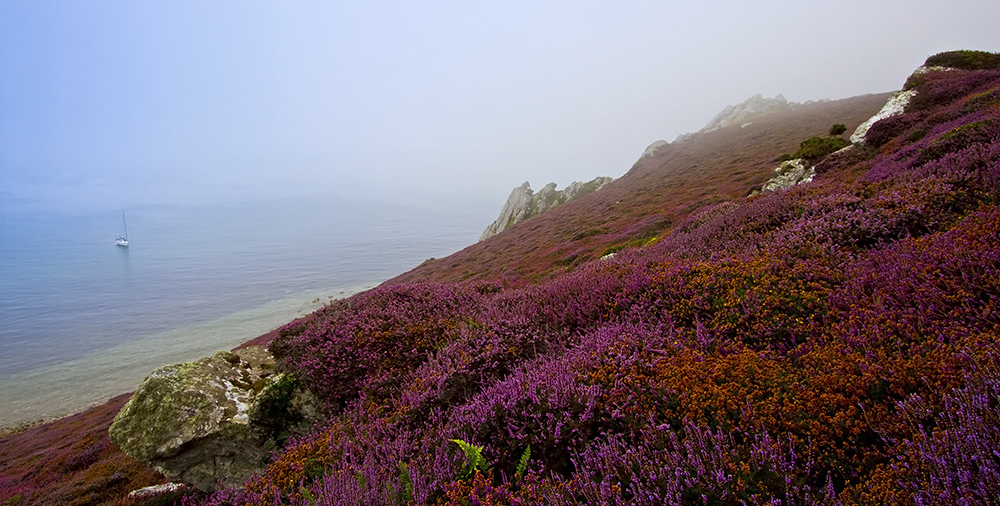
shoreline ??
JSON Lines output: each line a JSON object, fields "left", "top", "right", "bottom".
{"left": 0, "top": 283, "right": 376, "bottom": 431}
{"left": 0, "top": 326, "right": 284, "bottom": 438}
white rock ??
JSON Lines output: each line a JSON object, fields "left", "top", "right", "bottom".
{"left": 640, "top": 140, "right": 669, "bottom": 159}
{"left": 127, "top": 483, "right": 187, "bottom": 499}
{"left": 750, "top": 158, "right": 815, "bottom": 196}
{"left": 850, "top": 89, "right": 918, "bottom": 144}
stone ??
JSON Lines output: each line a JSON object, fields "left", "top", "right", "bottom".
{"left": 126, "top": 482, "right": 191, "bottom": 503}
{"left": 109, "top": 346, "right": 321, "bottom": 492}
{"left": 750, "top": 158, "right": 815, "bottom": 196}
{"left": 479, "top": 177, "right": 614, "bottom": 241}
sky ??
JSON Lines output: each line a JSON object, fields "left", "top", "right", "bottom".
{"left": 2, "top": 0, "right": 999, "bottom": 214}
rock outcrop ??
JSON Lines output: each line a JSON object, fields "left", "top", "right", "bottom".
{"left": 749, "top": 82, "right": 930, "bottom": 196}
{"left": 749, "top": 158, "right": 815, "bottom": 196}
{"left": 639, "top": 139, "right": 670, "bottom": 159}
{"left": 109, "top": 346, "right": 321, "bottom": 492}
{"left": 479, "top": 177, "right": 614, "bottom": 241}
{"left": 850, "top": 89, "right": 918, "bottom": 144}
{"left": 700, "top": 94, "right": 793, "bottom": 133}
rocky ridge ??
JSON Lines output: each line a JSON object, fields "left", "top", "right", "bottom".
{"left": 699, "top": 93, "right": 793, "bottom": 134}
{"left": 479, "top": 177, "right": 614, "bottom": 241}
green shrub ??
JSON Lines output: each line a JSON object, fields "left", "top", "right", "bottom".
{"left": 829, "top": 123, "right": 847, "bottom": 136}
{"left": 925, "top": 50, "right": 1000, "bottom": 70}
{"left": 792, "top": 136, "right": 850, "bottom": 160}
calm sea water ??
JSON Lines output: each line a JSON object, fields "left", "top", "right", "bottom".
{"left": 0, "top": 195, "right": 486, "bottom": 426}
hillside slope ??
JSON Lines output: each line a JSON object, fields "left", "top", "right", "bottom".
{"left": 232, "top": 53, "right": 1000, "bottom": 505}
{"left": 390, "top": 93, "right": 891, "bottom": 284}
{"left": 2, "top": 50, "right": 998, "bottom": 506}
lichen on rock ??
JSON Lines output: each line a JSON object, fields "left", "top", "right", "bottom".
{"left": 749, "top": 158, "right": 815, "bottom": 196}
{"left": 109, "top": 346, "right": 320, "bottom": 492}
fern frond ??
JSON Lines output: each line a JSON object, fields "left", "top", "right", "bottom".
{"left": 450, "top": 438, "right": 488, "bottom": 479}
{"left": 515, "top": 444, "right": 531, "bottom": 479}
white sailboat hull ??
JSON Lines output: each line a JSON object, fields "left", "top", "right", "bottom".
{"left": 116, "top": 211, "right": 129, "bottom": 247}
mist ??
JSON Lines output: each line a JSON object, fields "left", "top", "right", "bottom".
{"left": 2, "top": 0, "right": 999, "bottom": 215}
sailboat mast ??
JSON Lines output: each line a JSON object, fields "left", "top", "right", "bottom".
{"left": 122, "top": 210, "right": 128, "bottom": 240}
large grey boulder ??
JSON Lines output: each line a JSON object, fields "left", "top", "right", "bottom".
{"left": 109, "top": 346, "right": 321, "bottom": 492}
{"left": 479, "top": 177, "right": 614, "bottom": 241}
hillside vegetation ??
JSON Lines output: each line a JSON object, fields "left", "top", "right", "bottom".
{"left": 2, "top": 50, "right": 998, "bottom": 506}
{"left": 390, "top": 94, "right": 890, "bottom": 284}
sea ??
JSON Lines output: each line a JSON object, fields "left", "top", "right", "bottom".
{"left": 0, "top": 195, "right": 489, "bottom": 427}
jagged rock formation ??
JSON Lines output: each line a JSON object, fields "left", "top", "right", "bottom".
{"left": 639, "top": 139, "right": 670, "bottom": 159}
{"left": 749, "top": 158, "right": 815, "bottom": 196}
{"left": 700, "top": 94, "right": 792, "bottom": 133}
{"left": 109, "top": 346, "right": 321, "bottom": 492}
{"left": 667, "top": 93, "right": 797, "bottom": 144}
{"left": 479, "top": 177, "right": 614, "bottom": 241}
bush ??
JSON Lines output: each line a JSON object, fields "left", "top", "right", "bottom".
{"left": 925, "top": 50, "right": 1000, "bottom": 70}
{"left": 829, "top": 123, "right": 847, "bottom": 136}
{"left": 792, "top": 135, "right": 850, "bottom": 159}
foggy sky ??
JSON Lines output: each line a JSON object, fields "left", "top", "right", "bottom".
{"left": 2, "top": 0, "right": 999, "bottom": 214}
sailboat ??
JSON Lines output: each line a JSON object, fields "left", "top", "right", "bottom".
{"left": 116, "top": 211, "right": 129, "bottom": 247}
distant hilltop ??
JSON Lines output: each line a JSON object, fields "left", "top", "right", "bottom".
{"left": 481, "top": 92, "right": 829, "bottom": 243}
{"left": 483, "top": 94, "right": 802, "bottom": 237}
{"left": 642, "top": 93, "right": 807, "bottom": 157}
{"left": 699, "top": 93, "right": 795, "bottom": 133}
{"left": 479, "top": 177, "right": 614, "bottom": 241}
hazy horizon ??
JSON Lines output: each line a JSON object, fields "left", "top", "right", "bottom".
{"left": 3, "top": 1, "right": 1000, "bottom": 215}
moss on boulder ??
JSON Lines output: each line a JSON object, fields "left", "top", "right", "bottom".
{"left": 109, "top": 346, "right": 320, "bottom": 492}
